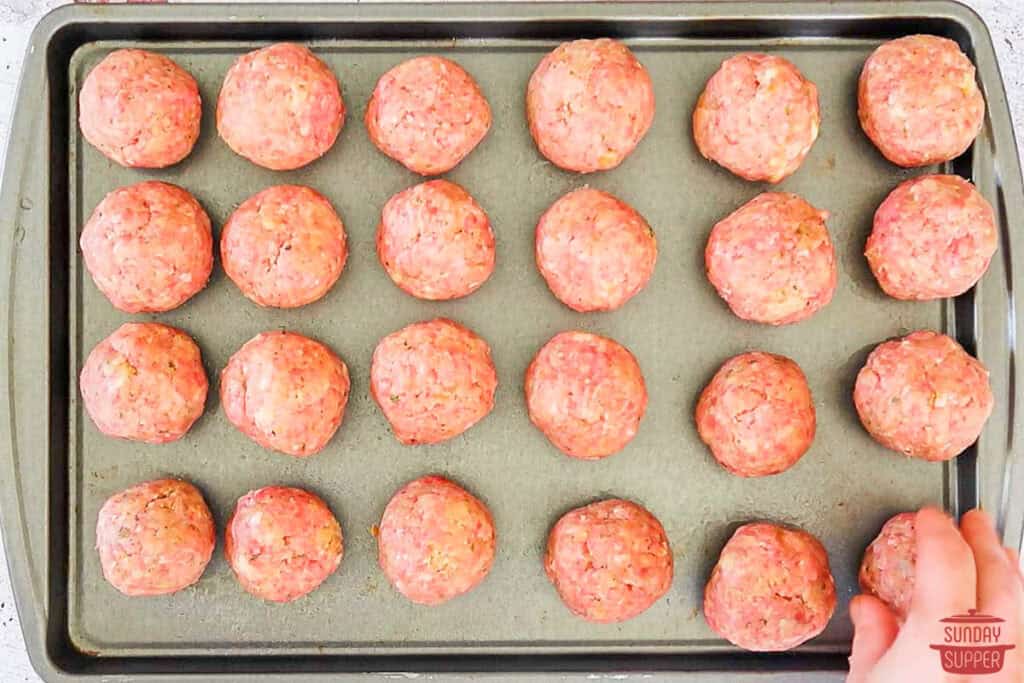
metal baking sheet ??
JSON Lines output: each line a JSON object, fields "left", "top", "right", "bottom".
{"left": 2, "top": 2, "right": 1022, "bottom": 680}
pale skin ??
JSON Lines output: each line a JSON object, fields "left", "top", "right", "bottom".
{"left": 848, "top": 508, "right": 1023, "bottom": 683}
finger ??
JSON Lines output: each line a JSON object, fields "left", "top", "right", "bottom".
{"left": 910, "top": 507, "right": 976, "bottom": 620}
{"left": 1006, "top": 547, "right": 1024, "bottom": 585}
{"left": 961, "top": 509, "right": 1021, "bottom": 616}
{"left": 847, "top": 594, "right": 899, "bottom": 683}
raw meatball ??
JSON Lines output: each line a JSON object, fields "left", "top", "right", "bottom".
{"left": 527, "top": 38, "right": 655, "bottom": 173}
{"left": 221, "top": 185, "right": 347, "bottom": 308}
{"left": 79, "top": 49, "right": 201, "bottom": 168}
{"left": 693, "top": 53, "right": 820, "bottom": 183}
{"left": 365, "top": 56, "right": 491, "bottom": 175}
{"left": 859, "top": 35, "right": 985, "bottom": 167}
{"left": 854, "top": 330, "right": 993, "bottom": 461}
{"left": 377, "top": 180, "right": 495, "bottom": 300}
{"left": 866, "top": 175, "right": 997, "bottom": 300}
{"left": 371, "top": 319, "right": 497, "bottom": 445}
{"left": 225, "top": 486, "right": 343, "bottom": 603}
{"left": 525, "top": 331, "right": 647, "bottom": 460}
{"left": 80, "top": 181, "right": 213, "bottom": 313}
{"left": 706, "top": 192, "right": 836, "bottom": 325}
{"left": 545, "top": 499, "right": 672, "bottom": 623}
{"left": 535, "top": 188, "right": 657, "bottom": 312}
{"left": 96, "top": 478, "right": 215, "bottom": 596}
{"left": 704, "top": 522, "right": 836, "bottom": 651}
{"left": 377, "top": 475, "right": 495, "bottom": 605}
{"left": 696, "top": 352, "right": 816, "bottom": 477}
{"left": 80, "top": 323, "right": 208, "bottom": 444}
{"left": 220, "top": 331, "right": 350, "bottom": 457}
{"left": 859, "top": 512, "right": 916, "bottom": 622}
{"left": 217, "top": 43, "right": 344, "bottom": 170}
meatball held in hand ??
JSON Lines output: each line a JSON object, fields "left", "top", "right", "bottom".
{"left": 859, "top": 512, "right": 917, "bottom": 622}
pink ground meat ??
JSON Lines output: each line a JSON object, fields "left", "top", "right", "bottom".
{"left": 221, "top": 185, "right": 348, "bottom": 308}
{"left": 225, "top": 486, "right": 343, "bottom": 603}
{"left": 96, "top": 478, "right": 215, "bottom": 596}
{"left": 217, "top": 43, "right": 344, "bottom": 170}
{"left": 377, "top": 180, "right": 495, "bottom": 301}
{"left": 859, "top": 512, "right": 917, "bottom": 622}
{"left": 80, "top": 322, "right": 208, "bottom": 444}
{"left": 377, "top": 475, "right": 496, "bottom": 605}
{"left": 80, "top": 181, "right": 213, "bottom": 314}
{"left": 535, "top": 188, "right": 657, "bottom": 312}
{"left": 527, "top": 38, "right": 655, "bottom": 173}
{"left": 370, "top": 319, "right": 498, "bottom": 445}
{"left": 525, "top": 331, "right": 647, "bottom": 460}
{"left": 220, "top": 331, "right": 350, "bottom": 457}
{"left": 706, "top": 192, "right": 836, "bottom": 325}
{"left": 365, "top": 55, "right": 491, "bottom": 175}
{"left": 79, "top": 48, "right": 201, "bottom": 168}
{"left": 854, "top": 330, "right": 993, "bottom": 462}
{"left": 696, "top": 352, "right": 816, "bottom": 477}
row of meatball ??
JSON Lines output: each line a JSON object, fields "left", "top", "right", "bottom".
{"left": 80, "top": 33, "right": 984, "bottom": 183}
{"left": 95, "top": 475, "right": 916, "bottom": 653}
{"left": 81, "top": 318, "right": 992, "bottom": 468}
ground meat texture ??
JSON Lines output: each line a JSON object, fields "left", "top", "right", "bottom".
{"left": 535, "top": 188, "right": 657, "bottom": 312}
{"left": 221, "top": 185, "right": 347, "bottom": 308}
{"left": 371, "top": 319, "right": 497, "bottom": 445}
{"left": 693, "top": 53, "right": 820, "bottom": 183}
{"left": 217, "top": 43, "right": 344, "bottom": 170}
{"left": 854, "top": 330, "right": 993, "bottom": 462}
{"left": 79, "top": 49, "right": 201, "bottom": 168}
{"left": 377, "top": 475, "right": 495, "bottom": 605}
{"left": 866, "top": 175, "right": 997, "bottom": 300}
{"left": 859, "top": 35, "right": 985, "bottom": 167}
{"left": 225, "top": 486, "right": 343, "bottom": 603}
{"left": 706, "top": 192, "right": 836, "bottom": 326}
{"left": 365, "top": 56, "right": 491, "bottom": 175}
{"left": 859, "top": 512, "right": 916, "bottom": 622}
{"left": 80, "top": 323, "right": 208, "bottom": 444}
{"left": 704, "top": 522, "right": 836, "bottom": 651}
{"left": 527, "top": 39, "right": 655, "bottom": 173}
{"left": 377, "top": 180, "right": 495, "bottom": 300}
{"left": 696, "top": 352, "right": 816, "bottom": 477}
{"left": 545, "top": 499, "right": 672, "bottom": 623}
{"left": 220, "top": 331, "right": 349, "bottom": 457}
{"left": 525, "top": 331, "right": 647, "bottom": 460}
{"left": 80, "top": 181, "right": 213, "bottom": 314}
{"left": 96, "top": 479, "right": 215, "bottom": 596}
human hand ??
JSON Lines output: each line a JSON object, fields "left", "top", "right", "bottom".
{"left": 848, "top": 508, "right": 1023, "bottom": 682}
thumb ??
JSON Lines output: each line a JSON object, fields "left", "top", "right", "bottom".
{"left": 847, "top": 594, "right": 900, "bottom": 683}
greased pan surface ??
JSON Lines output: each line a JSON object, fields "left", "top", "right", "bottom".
{"left": 2, "top": 2, "right": 1022, "bottom": 680}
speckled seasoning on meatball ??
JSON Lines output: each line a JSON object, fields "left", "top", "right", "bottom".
{"left": 377, "top": 475, "right": 496, "bottom": 605}
{"left": 693, "top": 53, "right": 820, "bottom": 183}
{"left": 859, "top": 512, "right": 917, "bottom": 622}
{"left": 221, "top": 185, "right": 347, "bottom": 308}
{"left": 859, "top": 35, "right": 985, "bottom": 167}
{"left": 854, "top": 330, "right": 993, "bottom": 462}
{"left": 525, "top": 331, "right": 647, "bottom": 460}
{"left": 535, "top": 188, "right": 657, "bottom": 312}
{"left": 220, "top": 331, "right": 350, "bottom": 457}
{"left": 80, "top": 181, "right": 213, "bottom": 314}
{"left": 79, "top": 49, "right": 201, "bottom": 168}
{"left": 704, "top": 522, "right": 836, "bottom": 651}
{"left": 365, "top": 55, "right": 491, "bottom": 175}
{"left": 696, "top": 352, "right": 816, "bottom": 477}
{"left": 80, "top": 323, "right": 208, "bottom": 444}
{"left": 225, "top": 486, "right": 343, "bottom": 603}
{"left": 866, "top": 174, "right": 997, "bottom": 300}
{"left": 545, "top": 498, "right": 672, "bottom": 623}
{"left": 377, "top": 180, "right": 495, "bottom": 301}
{"left": 706, "top": 192, "right": 836, "bottom": 325}
{"left": 370, "top": 319, "right": 497, "bottom": 445}
{"left": 527, "top": 38, "right": 655, "bottom": 173}
{"left": 96, "top": 478, "right": 215, "bottom": 596}
{"left": 217, "top": 43, "right": 344, "bottom": 170}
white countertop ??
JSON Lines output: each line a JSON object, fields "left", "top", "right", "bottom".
{"left": 1, "top": 0, "right": 1023, "bottom": 680}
